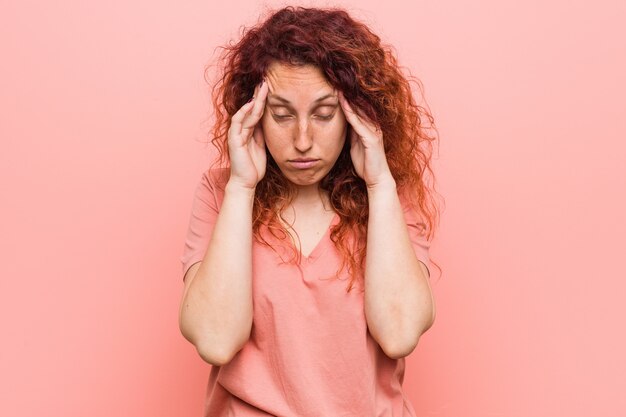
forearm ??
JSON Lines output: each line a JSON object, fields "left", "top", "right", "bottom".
{"left": 180, "top": 181, "right": 255, "bottom": 364}
{"left": 364, "top": 179, "right": 435, "bottom": 359}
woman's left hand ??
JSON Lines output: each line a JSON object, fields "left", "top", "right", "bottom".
{"left": 338, "top": 91, "right": 394, "bottom": 188}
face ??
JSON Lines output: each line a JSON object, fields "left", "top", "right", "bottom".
{"left": 261, "top": 62, "right": 347, "bottom": 191}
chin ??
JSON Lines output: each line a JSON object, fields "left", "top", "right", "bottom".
{"left": 281, "top": 168, "right": 326, "bottom": 187}
{"left": 287, "top": 174, "right": 321, "bottom": 186}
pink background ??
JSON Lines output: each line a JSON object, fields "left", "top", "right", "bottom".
{"left": 2, "top": 0, "right": 624, "bottom": 416}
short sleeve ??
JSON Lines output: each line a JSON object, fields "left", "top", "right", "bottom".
{"left": 179, "top": 169, "right": 221, "bottom": 281}
{"left": 400, "top": 194, "right": 432, "bottom": 278}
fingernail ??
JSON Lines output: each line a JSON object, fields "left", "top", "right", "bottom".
{"left": 247, "top": 96, "right": 255, "bottom": 103}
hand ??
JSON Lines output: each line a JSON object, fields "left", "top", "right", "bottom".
{"left": 338, "top": 91, "right": 394, "bottom": 188}
{"left": 227, "top": 78, "right": 269, "bottom": 190}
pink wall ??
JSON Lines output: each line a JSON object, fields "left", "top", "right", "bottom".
{"left": 1, "top": 1, "right": 624, "bottom": 416}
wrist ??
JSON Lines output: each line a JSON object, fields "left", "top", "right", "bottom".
{"left": 225, "top": 180, "right": 257, "bottom": 198}
{"left": 366, "top": 175, "right": 396, "bottom": 194}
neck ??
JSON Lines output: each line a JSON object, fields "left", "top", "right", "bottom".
{"left": 291, "top": 183, "right": 329, "bottom": 209}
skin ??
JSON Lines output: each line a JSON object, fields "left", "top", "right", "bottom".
{"left": 228, "top": 60, "right": 398, "bottom": 198}
{"left": 258, "top": 62, "right": 349, "bottom": 250}
{"left": 260, "top": 61, "right": 348, "bottom": 204}
{"left": 179, "top": 60, "right": 435, "bottom": 365}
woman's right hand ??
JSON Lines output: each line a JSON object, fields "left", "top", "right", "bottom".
{"left": 227, "top": 78, "right": 270, "bottom": 190}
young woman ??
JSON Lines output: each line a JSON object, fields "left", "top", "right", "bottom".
{"left": 179, "top": 6, "right": 441, "bottom": 416}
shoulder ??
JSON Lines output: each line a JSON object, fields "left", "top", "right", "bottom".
{"left": 397, "top": 187, "right": 428, "bottom": 231}
{"left": 197, "top": 167, "right": 230, "bottom": 195}
{"left": 397, "top": 187, "right": 416, "bottom": 215}
{"left": 191, "top": 167, "right": 231, "bottom": 212}
{"left": 201, "top": 167, "right": 230, "bottom": 187}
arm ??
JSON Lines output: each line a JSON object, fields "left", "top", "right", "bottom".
{"left": 336, "top": 91, "right": 435, "bottom": 359}
{"left": 178, "top": 181, "right": 255, "bottom": 366}
{"left": 179, "top": 78, "right": 268, "bottom": 366}
{"left": 364, "top": 177, "right": 436, "bottom": 359}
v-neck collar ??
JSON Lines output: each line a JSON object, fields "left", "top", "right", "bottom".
{"left": 281, "top": 211, "right": 340, "bottom": 261}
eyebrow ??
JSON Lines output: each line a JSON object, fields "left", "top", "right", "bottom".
{"left": 268, "top": 93, "right": 337, "bottom": 106}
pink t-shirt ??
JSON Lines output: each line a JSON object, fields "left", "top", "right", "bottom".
{"left": 180, "top": 168, "right": 431, "bottom": 417}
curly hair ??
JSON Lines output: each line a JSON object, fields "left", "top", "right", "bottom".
{"left": 202, "top": 5, "right": 442, "bottom": 292}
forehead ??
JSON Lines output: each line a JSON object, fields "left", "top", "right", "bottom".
{"left": 265, "top": 62, "right": 335, "bottom": 103}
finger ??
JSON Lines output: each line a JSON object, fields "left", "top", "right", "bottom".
{"left": 338, "top": 92, "right": 379, "bottom": 139}
{"left": 349, "top": 105, "right": 380, "bottom": 137}
{"left": 230, "top": 100, "right": 256, "bottom": 137}
{"left": 242, "top": 79, "right": 269, "bottom": 130}
{"left": 338, "top": 91, "right": 381, "bottom": 135}
{"left": 338, "top": 91, "right": 364, "bottom": 124}
{"left": 230, "top": 80, "right": 265, "bottom": 136}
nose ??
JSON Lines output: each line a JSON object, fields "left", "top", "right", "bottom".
{"left": 294, "top": 120, "right": 313, "bottom": 153}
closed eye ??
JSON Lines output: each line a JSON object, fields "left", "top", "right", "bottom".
{"left": 272, "top": 113, "right": 335, "bottom": 120}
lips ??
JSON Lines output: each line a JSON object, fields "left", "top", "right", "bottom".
{"left": 288, "top": 158, "right": 320, "bottom": 169}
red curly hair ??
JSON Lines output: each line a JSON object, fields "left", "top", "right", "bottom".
{"left": 203, "top": 5, "right": 442, "bottom": 292}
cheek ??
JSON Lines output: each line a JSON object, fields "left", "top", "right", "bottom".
{"left": 320, "top": 119, "right": 347, "bottom": 149}
{"left": 260, "top": 116, "right": 286, "bottom": 155}
{"left": 261, "top": 112, "right": 286, "bottom": 134}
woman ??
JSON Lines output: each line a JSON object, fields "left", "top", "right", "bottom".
{"left": 179, "top": 6, "right": 441, "bottom": 416}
